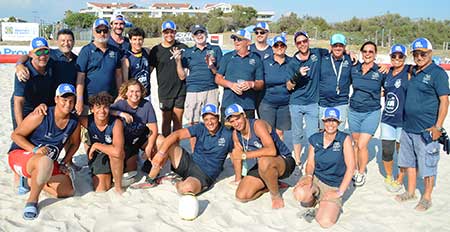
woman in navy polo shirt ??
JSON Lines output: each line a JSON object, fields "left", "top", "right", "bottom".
{"left": 348, "top": 41, "right": 386, "bottom": 187}
{"left": 259, "top": 35, "right": 291, "bottom": 140}
{"left": 293, "top": 108, "right": 355, "bottom": 228}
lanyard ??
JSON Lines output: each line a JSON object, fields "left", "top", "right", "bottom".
{"left": 330, "top": 56, "right": 344, "bottom": 94}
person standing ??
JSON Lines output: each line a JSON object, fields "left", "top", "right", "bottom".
{"left": 395, "top": 38, "right": 449, "bottom": 211}
{"left": 108, "top": 13, "right": 131, "bottom": 56}
{"left": 250, "top": 22, "right": 273, "bottom": 60}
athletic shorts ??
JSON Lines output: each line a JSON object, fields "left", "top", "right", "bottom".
{"left": 247, "top": 156, "right": 296, "bottom": 180}
{"left": 88, "top": 150, "right": 135, "bottom": 175}
{"left": 8, "top": 149, "right": 62, "bottom": 178}
{"left": 159, "top": 95, "right": 186, "bottom": 111}
{"left": 172, "top": 149, "right": 214, "bottom": 190}
{"left": 298, "top": 175, "right": 343, "bottom": 207}
{"left": 184, "top": 89, "right": 219, "bottom": 123}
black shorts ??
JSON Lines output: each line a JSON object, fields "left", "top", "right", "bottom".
{"left": 88, "top": 150, "right": 135, "bottom": 175}
{"left": 159, "top": 95, "right": 186, "bottom": 111}
{"left": 247, "top": 156, "right": 296, "bottom": 180}
{"left": 172, "top": 149, "right": 214, "bottom": 190}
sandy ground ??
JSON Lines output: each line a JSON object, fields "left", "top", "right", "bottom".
{"left": 1, "top": 64, "right": 450, "bottom": 231}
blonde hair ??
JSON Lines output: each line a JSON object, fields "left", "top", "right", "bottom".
{"left": 118, "top": 79, "right": 147, "bottom": 100}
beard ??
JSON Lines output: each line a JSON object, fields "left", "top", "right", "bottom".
{"left": 94, "top": 37, "right": 109, "bottom": 43}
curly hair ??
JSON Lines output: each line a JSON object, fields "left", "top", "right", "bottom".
{"left": 118, "top": 79, "right": 147, "bottom": 100}
{"left": 88, "top": 92, "right": 114, "bottom": 107}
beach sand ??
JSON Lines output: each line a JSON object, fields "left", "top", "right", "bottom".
{"left": 1, "top": 64, "right": 450, "bottom": 231}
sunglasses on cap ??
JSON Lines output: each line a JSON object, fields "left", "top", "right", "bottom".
{"left": 412, "top": 51, "right": 429, "bottom": 58}
{"left": 35, "top": 49, "right": 50, "bottom": 57}
{"left": 255, "top": 31, "right": 267, "bottom": 35}
{"left": 390, "top": 53, "right": 405, "bottom": 59}
{"left": 295, "top": 39, "right": 308, "bottom": 46}
{"left": 95, "top": 28, "right": 109, "bottom": 34}
{"left": 273, "top": 43, "right": 286, "bottom": 48}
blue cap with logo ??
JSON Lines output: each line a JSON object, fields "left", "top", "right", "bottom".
{"left": 231, "top": 29, "right": 252, "bottom": 41}
{"left": 93, "top": 18, "right": 110, "bottom": 29}
{"left": 322, "top": 107, "right": 341, "bottom": 121}
{"left": 111, "top": 12, "right": 125, "bottom": 22}
{"left": 273, "top": 35, "right": 286, "bottom": 46}
{"left": 330, "top": 33, "right": 347, "bottom": 46}
{"left": 162, "top": 20, "right": 176, "bottom": 31}
{"left": 201, "top": 103, "right": 219, "bottom": 117}
{"left": 30, "top": 37, "right": 49, "bottom": 51}
{"left": 225, "top": 103, "right": 245, "bottom": 120}
{"left": 390, "top": 44, "right": 407, "bottom": 55}
{"left": 412, "top": 37, "right": 433, "bottom": 51}
{"left": 254, "top": 22, "right": 270, "bottom": 32}
{"left": 294, "top": 31, "right": 309, "bottom": 41}
{"left": 55, "top": 83, "right": 76, "bottom": 97}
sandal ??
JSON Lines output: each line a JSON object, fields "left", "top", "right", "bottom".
{"left": 395, "top": 192, "right": 417, "bottom": 202}
{"left": 23, "top": 202, "right": 39, "bottom": 220}
{"left": 415, "top": 198, "right": 432, "bottom": 211}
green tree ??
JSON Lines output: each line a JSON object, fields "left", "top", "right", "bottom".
{"left": 63, "top": 11, "right": 97, "bottom": 29}
{"left": 230, "top": 5, "right": 257, "bottom": 30}
{"left": 207, "top": 17, "right": 225, "bottom": 33}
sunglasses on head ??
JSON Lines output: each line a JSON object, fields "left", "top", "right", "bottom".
{"left": 390, "top": 53, "right": 405, "bottom": 59}
{"left": 362, "top": 50, "right": 375, "bottom": 54}
{"left": 273, "top": 43, "right": 286, "bottom": 48}
{"left": 295, "top": 39, "right": 308, "bottom": 46}
{"left": 413, "top": 51, "right": 429, "bottom": 58}
{"left": 95, "top": 28, "right": 109, "bottom": 34}
{"left": 255, "top": 31, "right": 266, "bottom": 35}
{"left": 35, "top": 49, "right": 50, "bottom": 56}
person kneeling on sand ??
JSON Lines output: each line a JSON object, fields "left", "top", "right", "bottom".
{"left": 132, "top": 103, "right": 233, "bottom": 195}
{"left": 226, "top": 103, "right": 295, "bottom": 209}
{"left": 79, "top": 92, "right": 126, "bottom": 194}
{"left": 8, "top": 83, "right": 81, "bottom": 220}
{"left": 292, "top": 108, "right": 355, "bottom": 228}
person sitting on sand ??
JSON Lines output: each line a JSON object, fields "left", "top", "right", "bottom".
{"left": 226, "top": 103, "right": 295, "bottom": 209}
{"left": 8, "top": 83, "right": 81, "bottom": 220}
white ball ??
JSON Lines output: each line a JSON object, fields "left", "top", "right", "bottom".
{"left": 178, "top": 193, "right": 199, "bottom": 220}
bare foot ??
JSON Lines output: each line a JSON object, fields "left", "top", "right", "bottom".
{"left": 114, "top": 187, "right": 124, "bottom": 195}
{"left": 271, "top": 194, "right": 285, "bottom": 209}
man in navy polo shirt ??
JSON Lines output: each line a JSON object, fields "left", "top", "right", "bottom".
{"left": 174, "top": 24, "right": 222, "bottom": 127}
{"left": 396, "top": 38, "right": 449, "bottom": 211}
{"left": 108, "top": 13, "right": 131, "bottom": 56}
{"left": 215, "top": 29, "right": 264, "bottom": 121}
{"left": 136, "top": 104, "right": 233, "bottom": 195}
{"left": 75, "top": 18, "right": 123, "bottom": 115}
{"left": 15, "top": 29, "right": 78, "bottom": 87}
{"left": 250, "top": 22, "right": 273, "bottom": 60}
{"left": 318, "top": 33, "right": 353, "bottom": 131}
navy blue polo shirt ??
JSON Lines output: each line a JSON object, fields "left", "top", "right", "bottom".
{"left": 319, "top": 54, "right": 352, "bottom": 107}
{"left": 76, "top": 43, "right": 122, "bottom": 99}
{"left": 404, "top": 62, "right": 450, "bottom": 133}
{"left": 381, "top": 65, "right": 410, "bottom": 127}
{"left": 50, "top": 48, "right": 78, "bottom": 87}
{"left": 107, "top": 37, "right": 130, "bottom": 57}
{"left": 250, "top": 44, "right": 273, "bottom": 60}
{"left": 187, "top": 123, "right": 233, "bottom": 180}
{"left": 350, "top": 63, "right": 386, "bottom": 112}
{"left": 181, "top": 43, "right": 222, "bottom": 92}
{"left": 309, "top": 131, "right": 349, "bottom": 187}
{"left": 262, "top": 56, "right": 292, "bottom": 106}
{"left": 13, "top": 59, "right": 55, "bottom": 116}
{"left": 287, "top": 48, "right": 323, "bottom": 105}
{"left": 218, "top": 51, "right": 263, "bottom": 110}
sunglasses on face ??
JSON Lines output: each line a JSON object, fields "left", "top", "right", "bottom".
{"left": 362, "top": 50, "right": 375, "bottom": 54}
{"left": 95, "top": 28, "right": 109, "bottom": 34}
{"left": 273, "top": 43, "right": 286, "bottom": 48}
{"left": 233, "top": 37, "right": 244, "bottom": 42}
{"left": 194, "top": 31, "right": 205, "bottom": 36}
{"left": 35, "top": 49, "right": 50, "bottom": 56}
{"left": 413, "top": 51, "right": 429, "bottom": 58}
{"left": 255, "top": 31, "right": 266, "bottom": 35}
{"left": 295, "top": 39, "right": 308, "bottom": 46}
{"left": 390, "top": 54, "right": 405, "bottom": 59}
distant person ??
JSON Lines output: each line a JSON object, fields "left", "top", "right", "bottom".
{"left": 149, "top": 20, "right": 188, "bottom": 136}
{"left": 226, "top": 103, "right": 295, "bottom": 209}
{"left": 8, "top": 83, "right": 81, "bottom": 220}
{"left": 122, "top": 27, "right": 152, "bottom": 98}
{"left": 293, "top": 107, "right": 355, "bottom": 228}
{"left": 395, "top": 38, "right": 449, "bottom": 211}
{"left": 215, "top": 29, "right": 264, "bottom": 120}
{"left": 108, "top": 13, "right": 131, "bottom": 56}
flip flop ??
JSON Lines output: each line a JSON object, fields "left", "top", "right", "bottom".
{"left": 415, "top": 198, "right": 432, "bottom": 211}
{"left": 23, "top": 202, "right": 39, "bottom": 220}
{"left": 395, "top": 192, "right": 417, "bottom": 202}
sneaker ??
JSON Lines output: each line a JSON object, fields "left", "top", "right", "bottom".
{"left": 352, "top": 170, "right": 358, "bottom": 181}
{"left": 384, "top": 176, "right": 393, "bottom": 185}
{"left": 130, "top": 176, "right": 159, "bottom": 189}
{"left": 354, "top": 172, "right": 366, "bottom": 187}
{"left": 386, "top": 180, "right": 403, "bottom": 193}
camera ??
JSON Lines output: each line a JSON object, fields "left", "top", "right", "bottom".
{"left": 438, "top": 129, "right": 450, "bottom": 155}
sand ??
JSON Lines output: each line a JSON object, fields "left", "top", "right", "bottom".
{"left": 1, "top": 64, "right": 450, "bottom": 232}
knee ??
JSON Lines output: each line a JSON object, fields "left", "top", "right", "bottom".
{"left": 292, "top": 186, "right": 307, "bottom": 202}
{"left": 57, "top": 185, "right": 75, "bottom": 198}
{"left": 257, "top": 157, "right": 276, "bottom": 173}
{"left": 316, "top": 217, "right": 336, "bottom": 228}
{"left": 235, "top": 189, "right": 251, "bottom": 202}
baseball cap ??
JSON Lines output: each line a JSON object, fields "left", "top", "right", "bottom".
{"left": 272, "top": 35, "right": 286, "bottom": 46}
{"left": 254, "top": 22, "right": 270, "bottom": 32}
{"left": 30, "top": 37, "right": 49, "bottom": 51}
{"left": 411, "top": 37, "right": 433, "bottom": 51}
{"left": 111, "top": 13, "right": 125, "bottom": 23}
{"left": 294, "top": 31, "right": 309, "bottom": 41}
{"left": 231, "top": 29, "right": 251, "bottom": 41}
{"left": 390, "top": 44, "right": 407, "bottom": 55}
{"left": 162, "top": 20, "right": 177, "bottom": 31}
{"left": 330, "top": 33, "right": 347, "bottom": 46}
{"left": 322, "top": 107, "right": 341, "bottom": 121}
{"left": 225, "top": 103, "right": 245, "bottom": 120}
{"left": 55, "top": 83, "right": 76, "bottom": 97}
{"left": 191, "top": 24, "right": 207, "bottom": 34}
{"left": 201, "top": 103, "right": 219, "bottom": 117}
{"left": 93, "top": 18, "right": 110, "bottom": 29}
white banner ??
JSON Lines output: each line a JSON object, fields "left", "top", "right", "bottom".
{"left": 1, "top": 22, "right": 39, "bottom": 41}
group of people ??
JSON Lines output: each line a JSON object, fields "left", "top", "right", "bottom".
{"left": 7, "top": 14, "right": 449, "bottom": 228}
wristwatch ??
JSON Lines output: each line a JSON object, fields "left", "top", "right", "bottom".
{"left": 436, "top": 126, "right": 444, "bottom": 132}
{"left": 241, "top": 153, "right": 247, "bottom": 160}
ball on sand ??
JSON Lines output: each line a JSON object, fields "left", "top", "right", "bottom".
{"left": 178, "top": 193, "right": 199, "bottom": 220}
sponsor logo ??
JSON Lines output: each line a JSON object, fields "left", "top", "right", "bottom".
{"left": 385, "top": 92, "right": 399, "bottom": 114}
{"left": 423, "top": 74, "right": 431, "bottom": 84}
{"left": 249, "top": 58, "right": 256, "bottom": 65}
{"left": 218, "top": 137, "right": 226, "bottom": 146}
{"left": 253, "top": 141, "right": 262, "bottom": 149}
{"left": 394, "top": 79, "right": 402, "bottom": 89}
{"left": 332, "top": 142, "right": 341, "bottom": 152}
{"left": 108, "top": 51, "right": 116, "bottom": 58}
{"left": 105, "top": 135, "right": 112, "bottom": 143}
{"left": 371, "top": 72, "right": 380, "bottom": 80}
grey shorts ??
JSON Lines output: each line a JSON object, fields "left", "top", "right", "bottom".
{"left": 184, "top": 89, "right": 219, "bottom": 123}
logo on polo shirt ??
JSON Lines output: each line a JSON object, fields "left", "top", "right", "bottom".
{"left": 249, "top": 58, "right": 256, "bottom": 65}
{"left": 218, "top": 137, "right": 225, "bottom": 146}
{"left": 105, "top": 135, "right": 112, "bottom": 143}
{"left": 343, "top": 60, "right": 349, "bottom": 68}
{"left": 93, "top": 134, "right": 99, "bottom": 140}
{"left": 394, "top": 79, "right": 402, "bottom": 89}
{"left": 371, "top": 72, "right": 380, "bottom": 80}
{"left": 332, "top": 142, "right": 341, "bottom": 152}
{"left": 44, "top": 132, "right": 53, "bottom": 139}
{"left": 385, "top": 92, "right": 399, "bottom": 114}
{"left": 108, "top": 51, "right": 115, "bottom": 58}
{"left": 253, "top": 141, "right": 262, "bottom": 149}
{"left": 423, "top": 74, "right": 431, "bottom": 84}
{"left": 311, "top": 54, "right": 318, "bottom": 62}
{"left": 263, "top": 53, "right": 270, "bottom": 59}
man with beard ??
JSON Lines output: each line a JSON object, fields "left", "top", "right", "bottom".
{"left": 108, "top": 13, "right": 131, "bottom": 56}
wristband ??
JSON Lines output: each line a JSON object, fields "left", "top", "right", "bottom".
{"left": 336, "top": 190, "right": 344, "bottom": 197}
{"left": 77, "top": 96, "right": 83, "bottom": 101}
{"left": 32, "top": 146, "right": 39, "bottom": 154}
{"left": 157, "top": 151, "right": 167, "bottom": 157}
{"left": 15, "top": 61, "right": 23, "bottom": 66}
{"left": 305, "top": 174, "right": 313, "bottom": 178}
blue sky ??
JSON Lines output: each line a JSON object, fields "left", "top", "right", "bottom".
{"left": 3, "top": 0, "right": 450, "bottom": 24}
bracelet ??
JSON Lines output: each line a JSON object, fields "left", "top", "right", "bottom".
{"left": 305, "top": 174, "right": 313, "bottom": 178}
{"left": 32, "top": 146, "right": 39, "bottom": 154}
{"left": 336, "top": 190, "right": 344, "bottom": 197}
{"left": 15, "top": 61, "right": 23, "bottom": 66}
{"left": 157, "top": 151, "right": 167, "bottom": 157}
